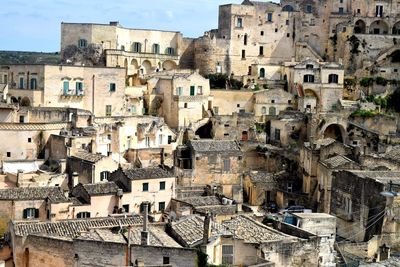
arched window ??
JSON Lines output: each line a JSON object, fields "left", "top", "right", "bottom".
{"left": 132, "top": 42, "right": 142, "bottom": 53}
{"left": 269, "top": 107, "right": 276, "bottom": 116}
{"left": 30, "top": 78, "right": 37, "bottom": 90}
{"left": 78, "top": 39, "right": 87, "bottom": 48}
{"left": 282, "top": 5, "right": 295, "bottom": 12}
{"left": 328, "top": 74, "right": 339, "bottom": 84}
{"left": 303, "top": 75, "right": 315, "bottom": 83}
{"left": 152, "top": 44, "right": 160, "bottom": 54}
{"left": 261, "top": 107, "right": 267, "bottom": 115}
{"left": 260, "top": 68, "right": 265, "bottom": 78}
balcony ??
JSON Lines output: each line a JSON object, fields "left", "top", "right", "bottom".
{"left": 61, "top": 89, "right": 85, "bottom": 98}
{"left": 105, "top": 49, "right": 179, "bottom": 61}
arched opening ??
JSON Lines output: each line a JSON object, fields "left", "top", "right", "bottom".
{"left": 393, "top": 21, "right": 400, "bottom": 35}
{"left": 370, "top": 20, "right": 389, "bottom": 35}
{"left": 162, "top": 60, "right": 177, "bottom": 71}
{"left": 323, "top": 124, "right": 344, "bottom": 143}
{"left": 242, "top": 131, "right": 249, "bottom": 141}
{"left": 11, "top": 96, "right": 18, "bottom": 104}
{"left": 354, "top": 20, "right": 366, "bottom": 34}
{"left": 269, "top": 106, "right": 276, "bottom": 116}
{"left": 131, "top": 59, "right": 139, "bottom": 75}
{"left": 260, "top": 68, "right": 265, "bottom": 78}
{"left": 195, "top": 120, "right": 213, "bottom": 139}
{"left": 141, "top": 60, "right": 152, "bottom": 75}
{"left": 20, "top": 97, "right": 31, "bottom": 107}
{"left": 261, "top": 106, "right": 267, "bottom": 115}
{"left": 389, "top": 50, "right": 400, "bottom": 63}
{"left": 282, "top": 5, "right": 295, "bottom": 12}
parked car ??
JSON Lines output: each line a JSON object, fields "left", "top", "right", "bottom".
{"left": 263, "top": 201, "right": 279, "bottom": 213}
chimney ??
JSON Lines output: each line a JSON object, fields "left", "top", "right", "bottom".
{"left": 203, "top": 213, "right": 212, "bottom": 244}
{"left": 72, "top": 172, "right": 79, "bottom": 187}
{"left": 141, "top": 202, "right": 149, "bottom": 246}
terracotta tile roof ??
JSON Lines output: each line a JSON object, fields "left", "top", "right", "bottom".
{"left": 189, "top": 140, "right": 241, "bottom": 153}
{"left": 122, "top": 167, "right": 173, "bottom": 180}
{"left": 82, "top": 182, "right": 120, "bottom": 196}
{"left": 0, "top": 187, "right": 69, "bottom": 203}
{"left": 13, "top": 216, "right": 143, "bottom": 238}
{"left": 126, "top": 225, "right": 181, "bottom": 248}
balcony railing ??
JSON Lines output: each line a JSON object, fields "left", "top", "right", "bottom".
{"left": 61, "top": 89, "right": 85, "bottom": 97}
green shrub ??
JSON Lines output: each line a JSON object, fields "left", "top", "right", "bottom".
{"left": 351, "top": 109, "right": 377, "bottom": 117}
{"left": 375, "top": 76, "right": 388, "bottom": 86}
{"left": 359, "top": 77, "right": 373, "bottom": 87}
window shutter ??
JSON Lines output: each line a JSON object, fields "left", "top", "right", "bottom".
{"left": 35, "top": 209, "right": 40, "bottom": 218}
{"left": 23, "top": 209, "right": 27, "bottom": 219}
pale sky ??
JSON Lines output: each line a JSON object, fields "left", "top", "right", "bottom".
{"left": 0, "top": 0, "right": 280, "bottom": 52}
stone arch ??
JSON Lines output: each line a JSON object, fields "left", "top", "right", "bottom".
{"left": 282, "top": 5, "right": 295, "bottom": 12}
{"left": 304, "top": 89, "right": 319, "bottom": 101}
{"left": 131, "top": 59, "right": 139, "bottom": 75}
{"left": 162, "top": 60, "right": 177, "bottom": 71}
{"left": 195, "top": 120, "right": 213, "bottom": 139}
{"left": 354, "top": 19, "right": 366, "bottom": 34}
{"left": 20, "top": 97, "right": 31, "bottom": 107}
{"left": 393, "top": 21, "right": 400, "bottom": 35}
{"left": 141, "top": 60, "right": 152, "bottom": 75}
{"left": 10, "top": 96, "right": 18, "bottom": 104}
{"left": 369, "top": 20, "right": 389, "bottom": 35}
{"left": 260, "top": 68, "right": 265, "bottom": 78}
{"left": 322, "top": 123, "right": 346, "bottom": 143}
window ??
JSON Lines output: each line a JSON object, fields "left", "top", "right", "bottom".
{"left": 176, "top": 87, "right": 183, "bottom": 96}
{"left": 303, "top": 75, "right": 315, "bottom": 83}
{"left": 168, "top": 135, "right": 172, "bottom": 144}
{"left": 271, "top": 100, "right": 275, "bottom": 104}
{"left": 30, "top": 78, "right": 37, "bottom": 90}
{"left": 345, "top": 196, "right": 352, "bottom": 218}
{"left": 375, "top": 5, "right": 383, "bottom": 17}
{"left": 28, "top": 138, "right": 32, "bottom": 143}
{"left": 100, "top": 171, "right": 110, "bottom": 181}
{"left": 123, "top": 204, "right": 129, "bottom": 213}
{"left": 328, "top": 74, "right": 339, "bottom": 84}
{"left": 222, "top": 245, "right": 234, "bottom": 265}
{"left": 109, "top": 83, "right": 116, "bottom": 92}
{"left": 163, "top": 257, "right": 170, "bottom": 265}
{"left": 152, "top": 43, "right": 160, "bottom": 54}
{"left": 267, "top": 13, "right": 273, "bottom": 22}
{"left": 259, "top": 46, "right": 264, "bottom": 56}
{"left": 166, "top": 47, "right": 175, "bottom": 55}
{"left": 184, "top": 103, "right": 188, "bottom": 108}
{"left": 190, "top": 86, "right": 195, "bottom": 96}
{"left": 159, "top": 134, "right": 163, "bottom": 145}
{"left": 63, "top": 81, "right": 69, "bottom": 95}
{"left": 6, "top": 152, "right": 11, "bottom": 157}
{"left": 19, "top": 77, "right": 24, "bottom": 89}
{"left": 133, "top": 42, "right": 142, "bottom": 53}
{"left": 237, "top": 104, "right": 240, "bottom": 108}
{"left": 306, "top": 64, "right": 314, "bottom": 69}
{"left": 260, "top": 68, "right": 265, "bottom": 78}
{"left": 287, "top": 33, "right": 290, "bottom": 38}
{"left": 286, "top": 20, "right": 289, "bottom": 25}
{"left": 244, "top": 34, "right": 247, "bottom": 46}
{"left": 261, "top": 31, "right": 264, "bottom": 36}
{"left": 197, "top": 86, "right": 203, "bottom": 95}
{"left": 106, "top": 105, "right": 112, "bottom": 116}
{"left": 78, "top": 39, "right": 88, "bottom": 48}
{"left": 143, "top": 183, "right": 149, "bottom": 192}
{"left": 261, "top": 106, "right": 266, "bottom": 115}
{"left": 19, "top": 116, "right": 25, "bottom": 123}
{"left": 213, "top": 106, "right": 219, "bottom": 115}
{"left": 282, "top": 5, "right": 294, "bottom": 12}
{"left": 121, "top": 45, "right": 125, "bottom": 51}
{"left": 357, "top": 9, "right": 360, "bottom": 14}
{"left": 76, "top": 81, "right": 83, "bottom": 95}
{"left": 77, "top": 212, "right": 90, "bottom": 218}
{"left": 242, "top": 50, "right": 246, "bottom": 59}
{"left": 158, "top": 202, "right": 166, "bottom": 211}
{"left": 140, "top": 202, "right": 151, "bottom": 213}
{"left": 288, "top": 100, "right": 292, "bottom": 104}
{"left": 23, "top": 208, "right": 39, "bottom": 219}
{"left": 275, "top": 129, "right": 281, "bottom": 141}
{"left": 306, "top": 5, "right": 312, "bottom": 13}
{"left": 145, "top": 136, "right": 150, "bottom": 147}
{"left": 338, "top": 7, "right": 344, "bottom": 14}
{"left": 160, "top": 181, "right": 166, "bottom": 191}
{"left": 223, "top": 158, "right": 230, "bottom": 172}
{"left": 237, "top": 17, "right": 243, "bottom": 28}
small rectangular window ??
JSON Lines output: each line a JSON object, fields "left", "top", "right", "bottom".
{"left": 19, "top": 77, "right": 24, "bottom": 89}
{"left": 109, "top": 83, "right": 116, "bottom": 92}
{"left": 242, "top": 50, "right": 246, "bottom": 59}
{"left": 267, "top": 13, "right": 273, "bottom": 22}
{"left": 237, "top": 18, "right": 243, "bottom": 28}
{"left": 168, "top": 135, "right": 172, "bottom": 144}
{"left": 197, "top": 86, "right": 203, "bottom": 95}
{"left": 259, "top": 46, "right": 264, "bottom": 56}
{"left": 223, "top": 158, "right": 230, "bottom": 172}
{"left": 76, "top": 82, "right": 83, "bottom": 95}
{"left": 63, "top": 81, "right": 69, "bottom": 94}
{"left": 160, "top": 181, "right": 166, "bottom": 190}
{"left": 158, "top": 202, "right": 166, "bottom": 211}
{"left": 261, "top": 31, "right": 264, "bottom": 36}
{"left": 19, "top": 116, "right": 24, "bottom": 123}
{"left": 106, "top": 105, "right": 112, "bottom": 116}
{"left": 28, "top": 138, "right": 32, "bottom": 143}
{"left": 123, "top": 204, "right": 129, "bottom": 213}
{"left": 6, "top": 152, "right": 11, "bottom": 157}
{"left": 176, "top": 87, "right": 183, "bottom": 96}
{"left": 190, "top": 86, "right": 195, "bottom": 96}
{"left": 163, "top": 257, "right": 170, "bottom": 265}
{"left": 143, "top": 183, "right": 149, "bottom": 192}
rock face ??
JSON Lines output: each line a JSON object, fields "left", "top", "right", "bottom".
{"left": 61, "top": 44, "right": 104, "bottom": 66}
{"left": 0, "top": 51, "right": 60, "bottom": 64}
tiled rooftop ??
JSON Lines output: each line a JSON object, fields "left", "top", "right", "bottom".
{"left": 181, "top": 196, "right": 221, "bottom": 207}
{"left": 13, "top": 216, "right": 143, "bottom": 238}
{"left": 189, "top": 140, "right": 241, "bottom": 153}
{"left": 249, "top": 171, "right": 277, "bottom": 185}
{"left": 121, "top": 167, "right": 173, "bottom": 180}
{"left": 347, "top": 170, "right": 400, "bottom": 183}
{"left": 0, "top": 186, "right": 69, "bottom": 203}
{"left": 320, "top": 155, "right": 353, "bottom": 168}
{"left": 82, "top": 182, "right": 120, "bottom": 196}
{"left": 72, "top": 151, "right": 106, "bottom": 163}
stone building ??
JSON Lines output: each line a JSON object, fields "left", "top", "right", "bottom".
{"left": 147, "top": 71, "right": 212, "bottom": 130}
{"left": 330, "top": 170, "right": 400, "bottom": 242}
{"left": 253, "top": 89, "right": 295, "bottom": 119}
{"left": 0, "top": 64, "right": 126, "bottom": 117}
{"left": 175, "top": 140, "right": 243, "bottom": 202}
{"left": 109, "top": 167, "right": 176, "bottom": 221}
{"left": 60, "top": 22, "right": 188, "bottom": 74}
{"left": 243, "top": 170, "right": 281, "bottom": 206}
